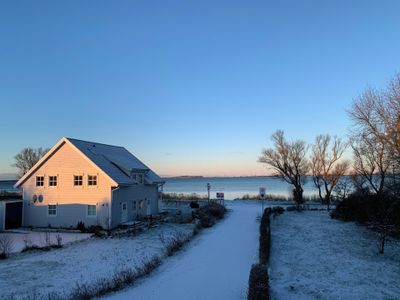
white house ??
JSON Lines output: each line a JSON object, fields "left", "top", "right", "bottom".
{"left": 14, "top": 137, "right": 164, "bottom": 229}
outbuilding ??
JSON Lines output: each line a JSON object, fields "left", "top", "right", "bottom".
{"left": 0, "top": 199, "right": 23, "bottom": 231}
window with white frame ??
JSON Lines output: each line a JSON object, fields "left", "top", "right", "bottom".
{"left": 49, "top": 176, "right": 57, "bottom": 187}
{"left": 131, "top": 173, "right": 144, "bottom": 184}
{"left": 88, "top": 175, "right": 97, "bottom": 186}
{"left": 36, "top": 176, "right": 44, "bottom": 187}
{"left": 74, "top": 175, "right": 83, "bottom": 186}
{"left": 133, "top": 201, "right": 137, "bottom": 210}
{"left": 48, "top": 205, "right": 57, "bottom": 216}
{"left": 87, "top": 205, "right": 96, "bottom": 216}
{"left": 139, "top": 200, "right": 144, "bottom": 209}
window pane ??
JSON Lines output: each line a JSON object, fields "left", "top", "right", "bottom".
{"left": 49, "top": 176, "right": 57, "bottom": 186}
{"left": 48, "top": 205, "right": 57, "bottom": 215}
{"left": 36, "top": 176, "right": 44, "bottom": 186}
{"left": 74, "top": 175, "right": 83, "bottom": 186}
{"left": 88, "top": 205, "right": 96, "bottom": 216}
{"left": 88, "top": 175, "right": 97, "bottom": 186}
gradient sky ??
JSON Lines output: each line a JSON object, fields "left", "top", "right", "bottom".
{"left": 1, "top": 0, "right": 400, "bottom": 177}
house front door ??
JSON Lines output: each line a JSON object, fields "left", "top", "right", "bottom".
{"left": 121, "top": 202, "right": 128, "bottom": 223}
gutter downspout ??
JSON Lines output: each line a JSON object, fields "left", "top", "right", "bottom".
{"left": 158, "top": 182, "right": 165, "bottom": 212}
{"left": 110, "top": 186, "right": 120, "bottom": 230}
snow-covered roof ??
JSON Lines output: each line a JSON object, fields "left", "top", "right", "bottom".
{"left": 15, "top": 137, "right": 164, "bottom": 188}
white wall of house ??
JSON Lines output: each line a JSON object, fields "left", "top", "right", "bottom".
{"left": 21, "top": 142, "right": 114, "bottom": 229}
{"left": 111, "top": 184, "right": 159, "bottom": 227}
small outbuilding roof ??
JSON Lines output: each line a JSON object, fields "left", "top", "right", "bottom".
{"left": 15, "top": 137, "right": 164, "bottom": 188}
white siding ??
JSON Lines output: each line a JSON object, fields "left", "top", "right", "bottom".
{"left": 112, "top": 184, "right": 159, "bottom": 227}
{"left": 22, "top": 142, "right": 113, "bottom": 228}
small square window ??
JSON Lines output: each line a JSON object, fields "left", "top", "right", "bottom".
{"left": 74, "top": 175, "right": 83, "bottom": 186}
{"left": 88, "top": 175, "right": 97, "bottom": 186}
{"left": 49, "top": 176, "right": 57, "bottom": 187}
{"left": 48, "top": 205, "right": 57, "bottom": 216}
{"left": 87, "top": 205, "right": 96, "bottom": 216}
{"left": 36, "top": 176, "right": 44, "bottom": 187}
{"left": 137, "top": 174, "right": 143, "bottom": 184}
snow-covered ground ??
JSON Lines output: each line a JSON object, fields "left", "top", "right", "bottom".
{"left": 3, "top": 202, "right": 396, "bottom": 300}
{"left": 0, "top": 223, "right": 194, "bottom": 299}
{"left": 104, "top": 201, "right": 261, "bottom": 300}
{"left": 0, "top": 230, "right": 92, "bottom": 253}
{"left": 269, "top": 211, "right": 400, "bottom": 300}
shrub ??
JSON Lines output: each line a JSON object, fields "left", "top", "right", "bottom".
{"left": 0, "top": 234, "right": 14, "bottom": 259}
{"left": 198, "top": 202, "right": 226, "bottom": 219}
{"left": 331, "top": 192, "right": 400, "bottom": 253}
{"left": 136, "top": 256, "right": 162, "bottom": 277}
{"left": 248, "top": 264, "right": 269, "bottom": 300}
{"left": 331, "top": 193, "right": 400, "bottom": 227}
{"left": 193, "top": 202, "right": 226, "bottom": 229}
{"left": 271, "top": 206, "right": 285, "bottom": 216}
{"left": 70, "top": 256, "right": 162, "bottom": 299}
{"left": 199, "top": 214, "right": 216, "bottom": 228}
{"left": 77, "top": 221, "right": 86, "bottom": 232}
{"left": 259, "top": 208, "right": 271, "bottom": 265}
{"left": 190, "top": 201, "right": 200, "bottom": 209}
{"left": 164, "top": 234, "right": 191, "bottom": 256}
{"left": 87, "top": 225, "right": 106, "bottom": 237}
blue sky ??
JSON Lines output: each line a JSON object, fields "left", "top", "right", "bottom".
{"left": 1, "top": 0, "right": 400, "bottom": 177}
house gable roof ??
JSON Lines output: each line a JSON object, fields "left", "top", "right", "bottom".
{"left": 15, "top": 137, "right": 164, "bottom": 188}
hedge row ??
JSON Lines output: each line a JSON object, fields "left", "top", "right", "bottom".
{"left": 259, "top": 208, "right": 272, "bottom": 265}
{"left": 248, "top": 207, "right": 284, "bottom": 300}
{"left": 248, "top": 263, "right": 269, "bottom": 300}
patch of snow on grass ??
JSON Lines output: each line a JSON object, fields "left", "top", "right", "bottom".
{"left": 269, "top": 211, "right": 400, "bottom": 300}
{"left": 0, "top": 223, "right": 194, "bottom": 299}
{"left": 0, "top": 230, "right": 92, "bottom": 253}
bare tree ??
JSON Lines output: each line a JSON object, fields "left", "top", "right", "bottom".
{"left": 351, "top": 134, "right": 391, "bottom": 196}
{"left": 333, "top": 176, "right": 353, "bottom": 201}
{"left": 348, "top": 74, "right": 400, "bottom": 255}
{"left": 348, "top": 79, "right": 399, "bottom": 196}
{"left": 12, "top": 147, "right": 49, "bottom": 177}
{"left": 258, "top": 130, "right": 309, "bottom": 206}
{"left": 311, "top": 134, "right": 350, "bottom": 210}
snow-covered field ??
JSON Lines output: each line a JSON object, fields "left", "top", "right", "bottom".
{"left": 2, "top": 202, "right": 398, "bottom": 300}
{"left": 104, "top": 201, "right": 261, "bottom": 300}
{"left": 0, "top": 230, "right": 92, "bottom": 253}
{"left": 269, "top": 211, "right": 400, "bottom": 300}
{"left": 0, "top": 223, "right": 194, "bottom": 299}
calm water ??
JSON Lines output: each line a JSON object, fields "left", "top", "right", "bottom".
{"left": 0, "top": 180, "right": 19, "bottom": 192}
{"left": 1, "top": 177, "right": 319, "bottom": 200}
{"left": 163, "top": 176, "right": 318, "bottom": 200}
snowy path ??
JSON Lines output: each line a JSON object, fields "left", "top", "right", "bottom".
{"left": 105, "top": 202, "right": 261, "bottom": 300}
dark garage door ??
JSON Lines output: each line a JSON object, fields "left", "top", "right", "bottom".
{"left": 5, "top": 202, "right": 22, "bottom": 230}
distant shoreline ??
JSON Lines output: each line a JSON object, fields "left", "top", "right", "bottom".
{"left": 162, "top": 175, "right": 279, "bottom": 179}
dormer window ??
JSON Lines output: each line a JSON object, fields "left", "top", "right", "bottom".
{"left": 131, "top": 173, "right": 144, "bottom": 184}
